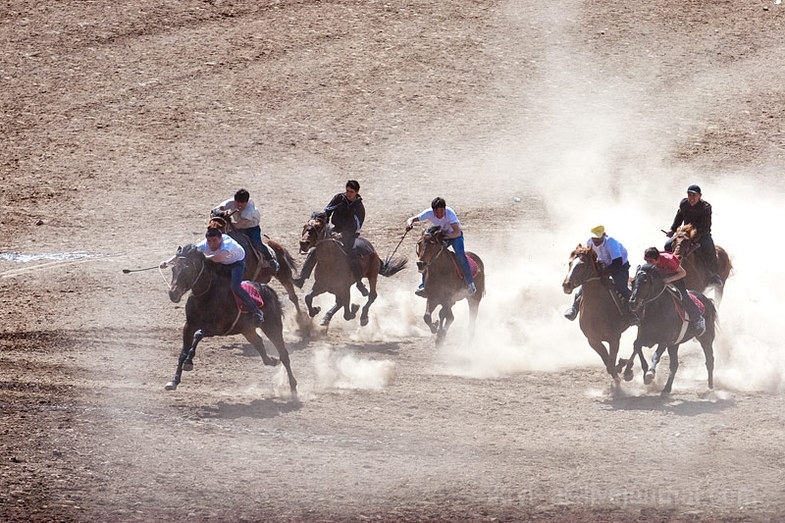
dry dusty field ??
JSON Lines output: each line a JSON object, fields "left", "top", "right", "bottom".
{"left": 2, "top": 1, "right": 785, "bottom": 521}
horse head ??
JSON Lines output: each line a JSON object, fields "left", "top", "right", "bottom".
{"left": 629, "top": 263, "right": 665, "bottom": 313}
{"left": 168, "top": 244, "right": 207, "bottom": 303}
{"left": 299, "top": 211, "right": 328, "bottom": 254}
{"left": 415, "top": 226, "right": 445, "bottom": 272}
{"left": 207, "top": 215, "right": 229, "bottom": 234}
{"left": 562, "top": 244, "right": 601, "bottom": 294}
{"left": 671, "top": 224, "right": 699, "bottom": 259}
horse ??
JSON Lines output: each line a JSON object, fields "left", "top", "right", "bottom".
{"left": 623, "top": 263, "right": 717, "bottom": 396}
{"left": 415, "top": 226, "right": 484, "bottom": 345}
{"left": 164, "top": 243, "right": 297, "bottom": 395}
{"left": 562, "top": 245, "right": 639, "bottom": 382}
{"left": 208, "top": 215, "right": 303, "bottom": 318}
{"left": 298, "top": 214, "right": 407, "bottom": 327}
{"left": 670, "top": 224, "right": 732, "bottom": 296}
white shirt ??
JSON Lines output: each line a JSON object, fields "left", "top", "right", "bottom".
{"left": 585, "top": 235, "right": 628, "bottom": 268}
{"left": 415, "top": 207, "right": 461, "bottom": 237}
{"left": 197, "top": 234, "right": 245, "bottom": 264}
{"left": 216, "top": 198, "right": 261, "bottom": 230}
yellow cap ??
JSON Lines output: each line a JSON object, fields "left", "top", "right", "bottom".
{"left": 590, "top": 225, "right": 605, "bottom": 238}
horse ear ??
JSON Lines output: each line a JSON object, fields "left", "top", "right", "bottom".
{"left": 177, "top": 245, "right": 183, "bottom": 254}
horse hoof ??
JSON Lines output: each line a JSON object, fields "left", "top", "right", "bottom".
{"left": 263, "top": 357, "right": 279, "bottom": 367}
{"left": 644, "top": 371, "right": 655, "bottom": 385}
{"left": 309, "top": 306, "right": 321, "bottom": 318}
{"left": 183, "top": 360, "right": 193, "bottom": 371}
{"left": 350, "top": 304, "right": 360, "bottom": 314}
{"left": 360, "top": 317, "right": 369, "bottom": 327}
{"left": 320, "top": 317, "right": 331, "bottom": 327}
{"left": 164, "top": 381, "right": 178, "bottom": 391}
{"left": 623, "top": 369, "right": 634, "bottom": 382}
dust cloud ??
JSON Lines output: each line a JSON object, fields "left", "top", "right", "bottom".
{"left": 312, "top": 4, "right": 785, "bottom": 395}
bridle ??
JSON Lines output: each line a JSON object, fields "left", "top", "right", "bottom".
{"left": 630, "top": 267, "right": 667, "bottom": 308}
{"left": 416, "top": 230, "right": 446, "bottom": 269}
{"left": 172, "top": 251, "right": 211, "bottom": 298}
{"left": 567, "top": 249, "right": 602, "bottom": 287}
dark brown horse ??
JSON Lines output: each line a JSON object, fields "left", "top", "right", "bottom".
{"left": 415, "top": 226, "right": 484, "bottom": 345}
{"left": 208, "top": 215, "right": 303, "bottom": 317}
{"left": 298, "top": 214, "right": 407, "bottom": 327}
{"left": 671, "top": 224, "right": 732, "bottom": 296}
{"left": 562, "top": 245, "right": 638, "bottom": 382}
{"left": 624, "top": 262, "right": 717, "bottom": 395}
{"left": 164, "top": 244, "right": 297, "bottom": 395}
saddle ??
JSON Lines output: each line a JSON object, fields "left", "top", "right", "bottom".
{"left": 665, "top": 285, "right": 705, "bottom": 321}
{"left": 445, "top": 249, "right": 480, "bottom": 281}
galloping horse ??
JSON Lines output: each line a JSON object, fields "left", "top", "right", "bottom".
{"left": 164, "top": 244, "right": 297, "bottom": 395}
{"left": 298, "top": 214, "right": 407, "bottom": 327}
{"left": 415, "top": 226, "right": 484, "bottom": 344}
{"left": 562, "top": 245, "right": 638, "bottom": 382}
{"left": 671, "top": 224, "right": 732, "bottom": 295}
{"left": 208, "top": 215, "right": 302, "bottom": 317}
{"left": 624, "top": 263, "right": 716, "bottom": 395}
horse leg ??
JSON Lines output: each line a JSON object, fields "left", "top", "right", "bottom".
{"left": 700, "top": 339, "right": 715, "bottom": 390}
{"left": 261, "top": 324, "right": 298, "bottom": 396}
{"left": 340, "top": 289, "right": 358, "bottom": 322}
{"left": 435, "top": 307, "right": 452, "bottom": 346}
{"left": 166, "top": 328, "right": 205, "bottom": 390}
{"left": 645, "top": 344, "right": 666, "bottom": 385}
{"left": 607, "top": 338, "right": 621, "bottom": 382}
{"left": 587, "top": 339, "right": 611, "bottom": 372}
{"left": 304, "top": 288, "right": 324, "bottom": 318}
{"left": 277, "top": 277, "right": 302, "bottom": 316}
{"left": 622, "top": 341, "right": 648, "bottom": 382}
{"left": 321, "top": 300, "right": 342, "bottom": 327}
{"left": 661, "top": 345, "right": 680, "bottom": 396}
{"left": 359, "top": 274, "right": 379, "bottom": 327}
{"left": 423, "top": 304, "right": 439, "bottom": 334}
{"left": 359, "top": 287, "right": 378, "bottom": 327}
{"left": 467, "top": 297, "right": 480, "bottom": 340}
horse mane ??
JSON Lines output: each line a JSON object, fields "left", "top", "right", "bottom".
{"left": 208, "top": 216, "right": 228, "bottom": 232}
{"left": 425, "top": 225, "right": 442, "bottom": 236}
{"left": 677, "top": 223, "right": 698, "bottom": 239}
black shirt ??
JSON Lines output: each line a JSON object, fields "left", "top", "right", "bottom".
{"left": 670, "top": 198, "right": 712, "bottom": 236}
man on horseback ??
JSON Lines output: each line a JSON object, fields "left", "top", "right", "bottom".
{"left": 664, "top": 184, "right": 721, "bottom": 286}
{"left": 211, "top": 188, "right": 279, "bottom": 273}
{"left": 160, "top": 228, "right": 265, "bottom": 326}
{"left": 293, "top": 180, "right": 368, "bottom": 294}
{"left": 405, "top": 197, "right": 476, "bottom": 296}
{"left": 564, "top": 225, "right": 637, "bottom": 325}
{"left": 644, "top": 246, "right": 706, "bottom": 336}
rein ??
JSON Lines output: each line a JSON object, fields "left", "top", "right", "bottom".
{"left": 179, "top": 255, "right": 211, "bottom": 297}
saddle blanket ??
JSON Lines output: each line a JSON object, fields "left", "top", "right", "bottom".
{"left": 233, "top": 281, "right": 265, "bottom": 312}
{"left": 670, "top": 292, "right": 705, "bottom": 321}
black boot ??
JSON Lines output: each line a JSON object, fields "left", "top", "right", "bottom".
{"left": 293, "top": 249, "right": 317, "bottom": 288}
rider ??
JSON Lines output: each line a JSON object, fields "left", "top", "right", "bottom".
{"left": 292, "top": 180, "right": 368, "bottom": 294}
{"left": 664, "top": 184, "right": 721, "bottom": 286}
{"left": 212, "top": 188, "right": 279, "bottom": 273}
{"left": 564, "top": 225, "right": 638, "bottom": 325}
{"left": 160, "top": 227, "right": 264, "bottom": 325}
{"left": 644, "top": 246, "right": 705, "bottom": 336}
{"left": 405, "top": 197, "right": 476, "bottom": 296}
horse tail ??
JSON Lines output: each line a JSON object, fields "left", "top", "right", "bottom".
{"left": 268, "top": 240, "right": 298, "bottom": 272}
{"left": 379, "top": 255, "right": 407, "bottom": 277}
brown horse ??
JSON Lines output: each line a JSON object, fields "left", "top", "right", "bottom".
{"left": 671, "top": 224, "right": 732, "bottom": 297}
{"left": 298, "top": 214, "right": 407, "bottom": 327}
{"left": 562, "top": 245, "right": 638, "bottom": 382}
{"left": 208, "top": 215, "right": 303, "bottom": 317}
{"left": 415, "top": 226, "right": 484, "bottom": 345}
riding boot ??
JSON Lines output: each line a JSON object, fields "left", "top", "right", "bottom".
{"left": 293, "top": 249, "right": 317, "bottom": 288}
{"left": 564, "top": 294, "right": 581, "bottom": 321}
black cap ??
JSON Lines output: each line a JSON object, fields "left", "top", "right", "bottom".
{"left": 687, "top": 184, "right": 701, "bottom": 194}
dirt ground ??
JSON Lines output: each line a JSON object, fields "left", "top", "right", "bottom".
{"left": 2, "top": 0, "right": 785, "bottom": 521}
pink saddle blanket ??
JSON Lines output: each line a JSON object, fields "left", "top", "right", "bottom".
{"left": 670, "top": 292, "right": 705, "bottom": 321}
{"left": 233, "top": 281, "right": 265, "bottom": 312}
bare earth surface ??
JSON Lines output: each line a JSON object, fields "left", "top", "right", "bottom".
{"left": 2, "top": 1, "right": 785, "bottom": 521}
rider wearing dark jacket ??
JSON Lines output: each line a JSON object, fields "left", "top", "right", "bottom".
{"left": 293, "top": 180, "right": 368, "bottom": 293}
{"left": 665, "top": 184, "right": 721, "bottom": 285}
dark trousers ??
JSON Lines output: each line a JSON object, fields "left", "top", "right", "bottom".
{"left": 228, "top": 260, "right": 258, "bottom": 313}
{"left": 238, "top": 226, "right": 276, "bottom": 263}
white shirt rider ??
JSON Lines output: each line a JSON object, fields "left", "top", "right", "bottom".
{"left": 586, "top": 234, "right": 628, "bottom": 268}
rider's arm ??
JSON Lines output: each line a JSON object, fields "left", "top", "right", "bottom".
{"left": 405, "top": 216, "right": 420, "bottom": 231}
{"left": 662, "top": 264, "right": 686, "bottom": 284}
{"left": 442, "top": 221, "right": 462, "bottom": 239}
{"left": 159, "top": 255, "right": 176, "bottom": 269}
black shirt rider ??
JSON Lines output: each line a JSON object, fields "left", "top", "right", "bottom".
{"left": 325, "top": 179, "right": 365, "bottom": 248}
